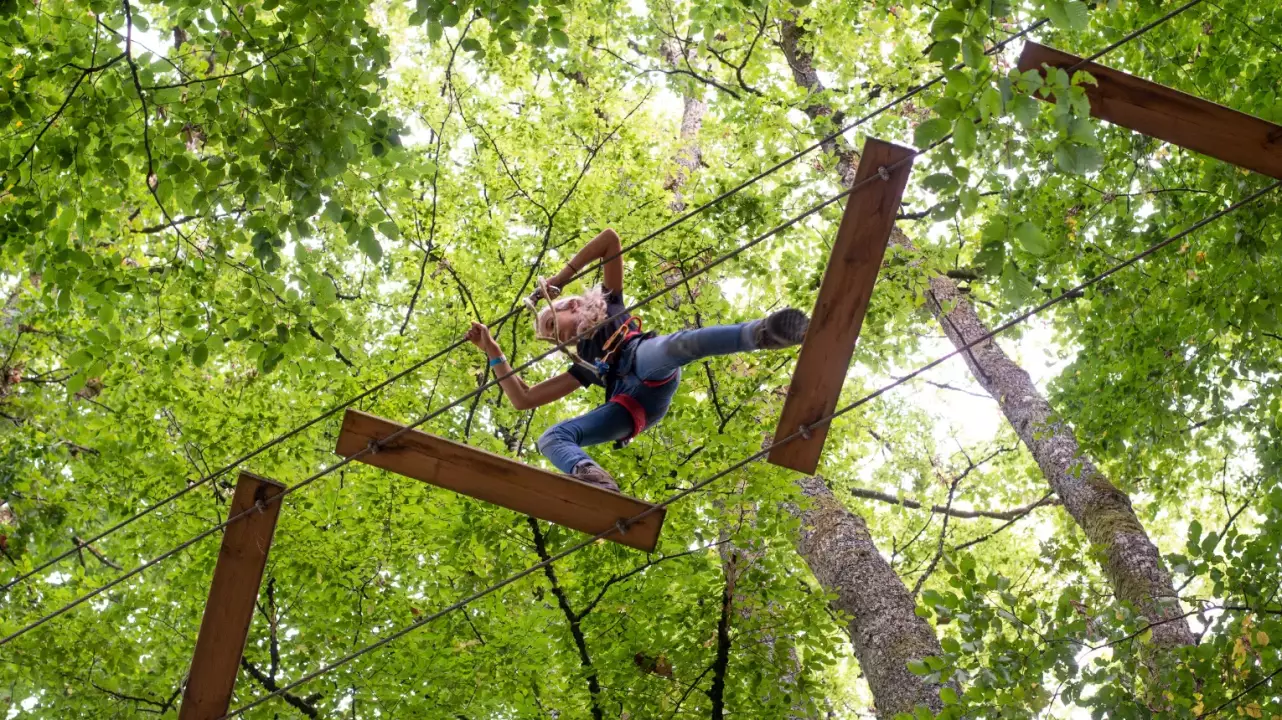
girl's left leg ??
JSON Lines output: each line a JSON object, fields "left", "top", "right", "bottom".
{"left": 633, "top": 309, "right": 808, "bottom": 382}
{"left": 537, "top": 401, "right": 634, "bottom": 480}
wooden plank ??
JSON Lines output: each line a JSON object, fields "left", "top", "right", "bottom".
{"left": 335, "top": 410, "right": 666, "bottom": 552}
{"left": 1018, "top": 42, "right": 1282, "bottom": 179}
{"left": 179, "top": 472, "right": 286, "bottom": 720}
{"left": 768, "top": 138, "right": 915, "bottom": 475}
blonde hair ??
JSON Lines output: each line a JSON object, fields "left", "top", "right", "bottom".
{"left": 534, "top": 286, "right": 609, "bottom": 342}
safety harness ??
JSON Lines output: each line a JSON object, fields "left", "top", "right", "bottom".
{"left": 525, "top": 279, "right": 677, "bottom": 445}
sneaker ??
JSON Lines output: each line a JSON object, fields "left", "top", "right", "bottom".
{"left": 753, "top": 308, "right": 810, "bottom": 350}
{"left": 571, "top": 461, "right": 621, "bottom": 493}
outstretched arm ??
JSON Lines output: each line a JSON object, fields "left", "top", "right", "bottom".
{"left": 465, "top": 322, "right": 580, "bottom": 410}
{"left": 547, "top": 228, "right": 624, "bottom": 293}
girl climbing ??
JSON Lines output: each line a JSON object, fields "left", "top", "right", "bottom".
{"left": 465, "top": 228, "right": 809, "bottom": 493}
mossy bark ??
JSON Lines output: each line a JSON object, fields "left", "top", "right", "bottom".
{"left": 923, "top": 275, "right": 1194, "bottom": 650}
{"left": 777, "top": 9, "right": 1192, "bottom": 654}
{"left": 792, "top": 476, "right": 956, "bottom": 717}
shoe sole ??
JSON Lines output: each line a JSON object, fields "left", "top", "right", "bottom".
{"left": 765, "top": 309, "right": 809, "bottom": 345}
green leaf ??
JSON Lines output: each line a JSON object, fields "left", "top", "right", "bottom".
{"left": 929, "top": 39, "right": 960, "bottom": 66}
{"left": 906, "top": 659, "right": 930, "bottom": 676}
{"left": 323, "top": 201, "right": 344, "bottom": 224}
{"left": 192, "top": 342, "right": 209, "bottom": 367}
{"left": 440, "top": 4, "right": 460, "bottom": 26}
{"left": 922, "top": 172, "right": 959, "bottom": 194}
{"left": 461, "top": 37, "right": 483, "bottom": 53}
{"left": 961, "top": 37, "right": 985, "bottom": 68}
{"left": 1002, "top": 263, "right": 1038, "bottom": 305}
{"left": 914, "top": 118, "right": 952, "bottom": 148}
{"left": 550, "top": 29, "right": 569, "bottom": 48}
{"left": 357, "top": 226, "right": 382, "bottom": 263}
{"left": 1012, "top": 94, "right": 1040, "bottom": 127}
{"left": 979, "top": 86, "right": 1002, "bottom": 121}
{"left": 67, "top": 371, "right": 88, "bottom": 396}
{"left": 1062, "top": 0, "right": 1090, "bottom": 31}
{"left": 1015, "top": 221, "right": 1050, "bottom": 256}
{"left": 941, "top": 687, "right": 959, "bottom": 705}
{"left": 953, "top": 117, "right": 977, "bottom": 158}
{"left": 378, "top": 221, "right": 400, "bottom": 239}
{"left": 1054, "top": 143, "right": 1103, "bottom": 175}
{"left": 934, "top": 97, "right": 962, "bottom": 120}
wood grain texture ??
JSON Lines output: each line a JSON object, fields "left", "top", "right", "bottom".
{"left": 179, "top": 472, "right": 286, "bottom": 720}
{"left": 335, "top": 410, "right": 665, "bottom": 551}
{"left": 768, "top": 138, "right": 915, "bottom": 474}
{"left": 1018, "top": 42, "right": 1282, "bottom": 179}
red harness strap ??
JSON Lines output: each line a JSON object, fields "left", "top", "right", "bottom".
{"left": 642, "top": 372, "right": 677, "bottom": 388}
{"left": 610, "top": 394, "right": 647, "bottom": 440}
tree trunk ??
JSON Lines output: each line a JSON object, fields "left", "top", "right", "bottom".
{"left": 793, "top": 476, "right": 955, "bottom": 717}
{"left": 776, "top": 13, "right": 1193, "bottom": 650}
{"left": 659, "top": 40, "right": 707, "bottom": 213}
{"left": 921, "top": 273, "right": 1194, "bottom": 649}
{"left": 778, "top": 17, "right": 858, "bottom": 187}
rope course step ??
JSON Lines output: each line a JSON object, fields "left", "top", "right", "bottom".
{"left": 1019, "top": 42, "right": 1282, "bottom": 179}
{"left": 335, "top": 409, "right": 666, "bottom": 551}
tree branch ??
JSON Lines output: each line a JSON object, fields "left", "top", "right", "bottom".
{"left": 577, "top": 541, "right": 727, "bottom": 620}
{"left": 528, "top": 518, "right": 604, "bottom": 720}
{"left": 73, "top": 536, "right": 122, "bottom": 570}
{"left": 6, "top": 52, "right": 126, "bottom": 180}
{"left": 239, "top": 658, "right": 321, "bottom": 718}
{"left": 845, "top": 484, "right": 1059, "bottom": 520}
{"left": 707, "top": 557, "right": 735, "bottom": 720}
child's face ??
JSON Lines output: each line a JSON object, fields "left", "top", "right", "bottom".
{"left": 539, "top": 306, "right": 581, "bottom": 344}
{"left": 554, "top": 308, "right": 578, "bottom": 343}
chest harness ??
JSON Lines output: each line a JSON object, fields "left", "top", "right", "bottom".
{"left": 526, "top": 278, "right": 676, "bottom": 444}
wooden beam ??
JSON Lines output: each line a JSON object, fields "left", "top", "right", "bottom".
{"left": 335, "top": 410, "right": 666, "bottom": 552}
{"left": 179, "top": 472, "right": 286, "bottom": 720}
{"left": 768, "top": 138, "right": 915, "bottom": 475}
{"left": 1018, "top": 41, "right": 1282, "bottom": 179}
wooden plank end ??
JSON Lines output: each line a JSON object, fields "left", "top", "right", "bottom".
{"left": 336, "top": 409, "right": 666, "bottom": 551}
{"left": 768, "top": 136, "right": 915, "bottom": 474}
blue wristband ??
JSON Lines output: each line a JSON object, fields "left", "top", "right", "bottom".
{"left": 488, "top": 355, "right": 506, "bottom": 368}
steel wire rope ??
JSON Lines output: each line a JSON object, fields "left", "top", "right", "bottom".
{"left": 219, "top": 177, "right": 1281, "bottom": 720}
{"left": 0, "top": 0, "right": 1218, "bottom": 648}
{"left": 0, "top": 17, "right": 1049, "bottom": 595}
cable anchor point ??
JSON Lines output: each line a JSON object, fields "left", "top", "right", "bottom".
{"left": 877, "top": 166, "right": 891, "bottom": 182}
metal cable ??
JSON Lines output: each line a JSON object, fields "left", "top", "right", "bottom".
{"left": 0, "top": 17, "right": 1048, "bottom": 595}
{"left": 0, "top": 0, "right": 1212, "bottom": 646}
{"left": 222, "top": 177, "right": 1281, "bottom": 719}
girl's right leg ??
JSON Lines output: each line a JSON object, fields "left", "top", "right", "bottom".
{"left": 633, "top": 309, "right": 809, "bottom": 382}
{"left": 537, "top": 401, "right": 634, "bottom": 489}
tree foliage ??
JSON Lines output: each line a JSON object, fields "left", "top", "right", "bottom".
{"left": 2, "top": 0, "right": 1280, "bottom": 716}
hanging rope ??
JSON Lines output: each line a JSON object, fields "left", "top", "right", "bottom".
{"left": 0, "top": 17, "right": 1050, "bottom": 596}
{"left": 220, "top": 177, "right": 1281, "bottom": 718}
